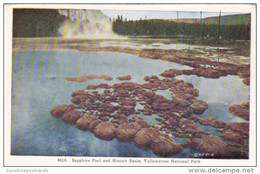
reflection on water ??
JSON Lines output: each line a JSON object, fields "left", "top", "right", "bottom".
{"left": 11, "top": 49, "right": 249, "bottom": 157}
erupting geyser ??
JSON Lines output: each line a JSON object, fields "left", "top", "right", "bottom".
{"left": 58, "top": 9, "right": 121, "bottom": 39}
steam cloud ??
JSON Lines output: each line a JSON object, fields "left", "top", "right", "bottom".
{"left": 58, "top": 9, "right": 121, "bottom": 39}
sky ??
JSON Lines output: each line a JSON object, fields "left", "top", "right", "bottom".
{"left": 101, "top": 10, "right": 246, "bottom": 20}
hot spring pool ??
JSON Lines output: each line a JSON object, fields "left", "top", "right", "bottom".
{"left": 11, "top": 49, "right": 249, "bottom": 157}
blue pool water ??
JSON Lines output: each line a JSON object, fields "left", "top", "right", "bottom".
{"left": 11, "top": 49, "right": 249, "bottom": 157}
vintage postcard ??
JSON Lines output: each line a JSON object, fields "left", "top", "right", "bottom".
{"left": 4, "top": 4, "right": 256, "bottom": 166}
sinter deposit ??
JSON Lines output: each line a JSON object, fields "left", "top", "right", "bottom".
{"left": 51, "top": 74, "right": 249, "bottom": 158}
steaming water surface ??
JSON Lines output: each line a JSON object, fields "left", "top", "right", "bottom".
{"left": 11, "top": 48, "right": 249, "bottom": 157}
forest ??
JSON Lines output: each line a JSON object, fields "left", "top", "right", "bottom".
{"left": 13, "top": 9, "right": 66, "bottom": 37}
{"left": 112, "top": 14, "right": 250, "bottom": 40}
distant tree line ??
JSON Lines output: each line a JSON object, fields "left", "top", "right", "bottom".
{"left": 13, "top": 9, "right": 66, "bottom": 37}
{"left": 112, "top": 15, "right": 250, "bottom": 40}
{"left": 12, "top": 9, "right": 250, "bottom": 40}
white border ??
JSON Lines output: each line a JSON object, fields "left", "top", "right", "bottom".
{"left": 3, "top": 4, "right": 257, "bottom": 167}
